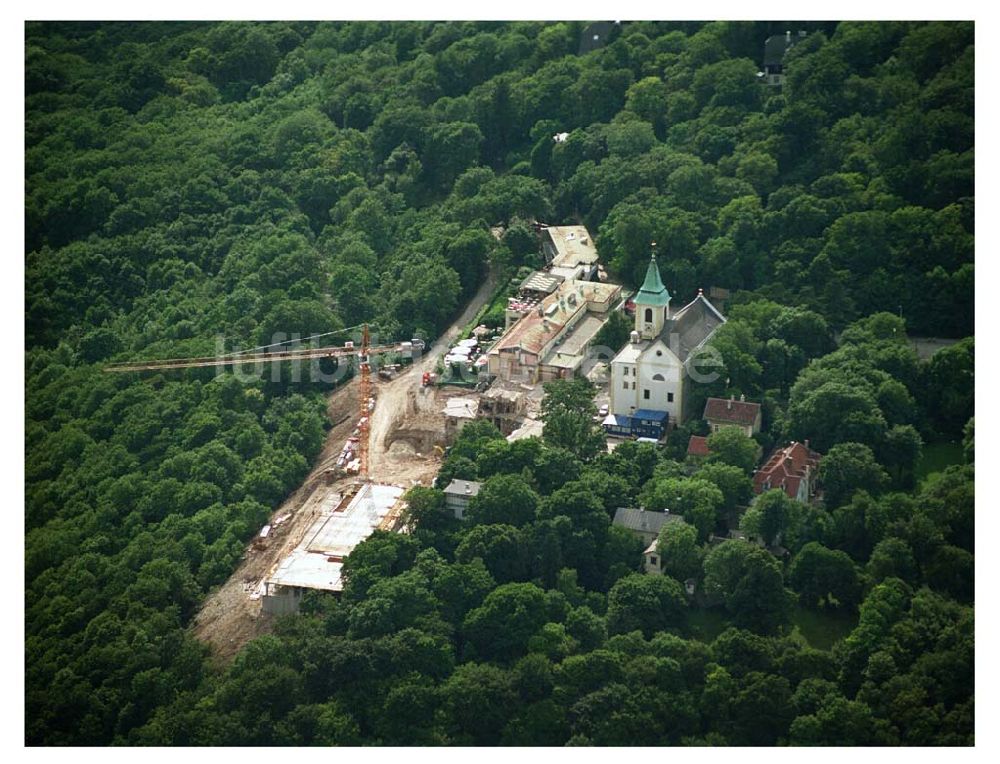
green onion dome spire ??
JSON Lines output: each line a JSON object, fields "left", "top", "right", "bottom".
{"left": 634, "top": 242, "right": 671, "bottom": 307}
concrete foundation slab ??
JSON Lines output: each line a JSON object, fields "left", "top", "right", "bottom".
{"left": 264, "top": 483, "right": 405, "bottom": 599}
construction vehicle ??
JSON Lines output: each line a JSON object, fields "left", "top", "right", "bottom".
{"left": 378, "top": 363, "right": 401, "bottom": 381}
{"left": 399, "top": 338, "right": 425, "bottom": 362}
{"left": 252, "top": 524, "right": 271, "bottom": 550}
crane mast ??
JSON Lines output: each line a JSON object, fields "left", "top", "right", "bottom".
{"left": 357, "top": 323, "right": 372, "bottom": 482}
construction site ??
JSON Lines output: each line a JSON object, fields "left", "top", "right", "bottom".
{"left": 186, "top": 323, "right": 497, "bottom": 658}
{"left": 105, "top": 224, "right": 626, "bottom": 660}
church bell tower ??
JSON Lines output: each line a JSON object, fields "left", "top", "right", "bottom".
{"left": 633, "top": 243, "right": 671, "bottom": 340}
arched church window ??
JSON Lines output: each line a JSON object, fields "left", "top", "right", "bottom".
{"left": 652, "top": 373, "right": 665, "bottom": 381}
{"left": 644, "top": 308, "right": 653, "bottom": 323}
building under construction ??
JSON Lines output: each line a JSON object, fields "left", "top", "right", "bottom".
{"left": 478, "top": 385, "right": 527, "bottom": 435}
{"left": 261, "top": 482, "right": 406, "bottom": 615}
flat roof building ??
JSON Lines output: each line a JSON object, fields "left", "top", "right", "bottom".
{"left": 519, "top": 270, "right": 565, "bottom": 296}
{"left": 262, "top": 483, "right": 406, "bottom": 614}
{"left": 541, "top": 225, "right": 600, "bottom": 281}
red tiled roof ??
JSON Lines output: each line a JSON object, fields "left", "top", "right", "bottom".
{"left": 687, "top": 435, "right": 711, "bottom": 457}
{"left": 753, "top": 441, "right": 822, "bottom": 500}
{"left": 703, "top": 397, "right": 761, "bottom": 427}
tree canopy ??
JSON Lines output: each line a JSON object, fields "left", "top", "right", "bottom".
{"left": 25, "top": 20, "right": 973, "bottom": 747}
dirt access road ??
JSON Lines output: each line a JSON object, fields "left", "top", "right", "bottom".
{"left": 367, "top": 268, "right": 498, "bottom": 483}
{"left": 191, "top": 267, "right": 498, "bottom": 661}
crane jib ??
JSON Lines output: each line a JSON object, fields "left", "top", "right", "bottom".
{"left": 103, "top": 343, "right": 405, "bottom": 372}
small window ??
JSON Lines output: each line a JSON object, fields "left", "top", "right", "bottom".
{"left": 623, "top": 381, "right": 628, "bottom": 389}
{"left": 649, "top": 555, "right": 658, "bottom": 565}
{"left": 644, "top": 308, "right": 653, "bottom": 323}
{"left": 667, "top": 392, "right": 674, "bottom": 403}
{"left": 631, "top": 382, "right": 636, "bottom": 390}
{"left": 656, "top": 350, "right": 663, "bottom": 356}
{"left": 643, "top": 389, "right": 650, "bottom": 400}
{"left": 652, "top": 373, "right": 665, "bottom": 381}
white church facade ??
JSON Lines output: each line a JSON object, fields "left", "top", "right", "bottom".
{"left": 604, "top": 249, "right": 726, "bottom": 439}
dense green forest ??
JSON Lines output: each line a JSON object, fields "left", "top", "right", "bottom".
{"left": 25, "top": 21, "right": 972, "bottom": 745}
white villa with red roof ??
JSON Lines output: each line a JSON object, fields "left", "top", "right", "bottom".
{"left": 753, "top": 441, "right": 823, "bottom": 502}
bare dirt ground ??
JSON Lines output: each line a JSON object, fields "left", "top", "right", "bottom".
{"left": 191, "top": 267, "right": 498, "bottom": 662}
{"left": 369, "top": 264, "right": 498, "bottom": 484}
{"left": 190, "top": 382, "right": 361, "bottom": 662}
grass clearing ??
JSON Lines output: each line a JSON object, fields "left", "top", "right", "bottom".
{"left": 916, "top": 441, "right": 964, "bottom": 486}
{"left": 687, "top": 605, "right": 857, "bottom": 651}
{"left": 687, "top": 607, "right": 731, "bottom": 642}
{"left": 790, "top": 606, "right": 857, "bottom": 650}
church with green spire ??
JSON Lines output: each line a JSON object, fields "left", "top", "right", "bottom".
{"left": 604, "top": 246, "right": 727, "bottom": 436}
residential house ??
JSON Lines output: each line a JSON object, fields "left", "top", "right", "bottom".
{"left": 612, "top": 507, "right": 684, "bottom": 548}
{"left": 443, "top": 479, "right": 481, "bottom": 519}
{"left": 762, "top": 30, "right": 807, "bottom": 86}
{"left": 703, "top": 395, "right": 762, "bottom": 437}
{"left": 754, "top": 441, "right": 822, "bottom": 502}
